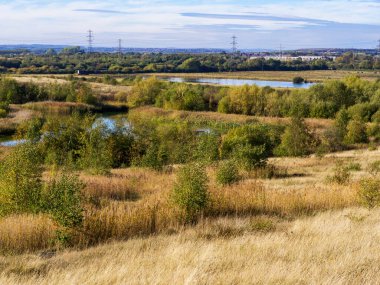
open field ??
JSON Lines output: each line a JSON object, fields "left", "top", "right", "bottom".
{"left": 1, "top": 207, "right": 379, "bottom": 285}
{"left": 150, "top": 70, "right": 380, "bottom": 82}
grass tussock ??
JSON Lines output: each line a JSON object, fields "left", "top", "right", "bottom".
{"left": 23, "top": 101, "right": 95, "bottom": 115}
{"left": 0, "top": 215, "right": 56, "bottom": 254}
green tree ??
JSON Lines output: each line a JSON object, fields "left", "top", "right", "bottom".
{"left": 172, "top": 163, "right": 209, "bottom": 223}
{"left": 43, "top": 173, "right": 83, "bottom": 228}
{"left": 216, "top": 160, "right": 241, "bottom": 186}
{"left": 220, "top": 124, "right": 273, "bottom": 170}
{"left": 344, "top": 119, "right": 368, "bottom": 144}
{"left": 276, "top": 116, "right": 315, "bottom": 157}
{"left": 0, "top": 143, "right": 43, "bottom": 215}
{"left": 128, "top": 77, "right": 162, "bottom": 107}
{"left": 77, "top": 122, "right": 113, "bottom": 174}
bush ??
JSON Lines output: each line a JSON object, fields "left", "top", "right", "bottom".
{"left": 344, "top": 119, "right": 368, "bottom": 144}
{"left": 358, "top": 178, "right": 380, "bottom": 208}
{"left": 220, "top": 124, "right": 274, "bottom": 169}
{"left": 293, "top": 77, "right": 305, "bottom": 84}
{"left": 43, "top": 173, "right": 84, "bottom": 228}
{"left": 367, "top": 160, "right": 380, "bottom": 176}
{"left": 172, "top": 163, "right": 209, "bottom": 223}
{"left": 216, "top": 160, "right": 241, "bottom": 186}
{"left": 77, "top": 122, "right": 113, "bottom": 175}
{"left": 115, "top": 91, "right": 129, "bottom": 102}
{"left": 0, "top": 143, "right": 43, "bottom": 216}
{"left": 345, "top": 162, "right": 361, "bottom": 171}
{"left": 275, "top": 116, "right": 315, "bottom": 157}
{"left": 128, "top": 77, "right": 162, "bottom": 107}
{"left": 193, "top": 133, "right": 220, "bottom": 163}
{"left": 326, "top": 161, "right": 351, "bottom": 185}
{"left": 0, "top": 108, "right": 7, "bottom": 118}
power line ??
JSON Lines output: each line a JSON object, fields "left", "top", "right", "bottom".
{"left": 87, "top": 30, "right": 94, "bottom": 53}
{"left": 231, "top": 35, "right": 238, "bottom": 53}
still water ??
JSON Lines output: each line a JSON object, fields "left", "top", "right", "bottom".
{"left": 159, "top": 77, "right": 315, "bottom": 88}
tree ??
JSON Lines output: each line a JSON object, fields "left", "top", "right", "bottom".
{"left": 216, "top": 160, "right": 241, "bottom": 186}
{"left": 177, "top": 58, "right": 202, "bottom": 72}
{"left": 43, "top": 173, "right": 83, "bottom": 228}
{"left": 276, "top": 116, "right": 315, "bottom": 156}
{"left": 127, "top": 77, "right": 162, "bottom": 107}
{"left": 344, "top": 119, "right": 368, "bottom": 144}
{"left": 0, "top": 143, "right": 43, "bottom": 215}
{"left": 220, "top": 125, "right": 273, "bottom": 169}
{"left": 172, "top": 163, "right": 209, "bottom": 223}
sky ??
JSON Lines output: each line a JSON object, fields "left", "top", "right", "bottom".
{"left": 0, "top": 0, "right": 379, "bottom": 49}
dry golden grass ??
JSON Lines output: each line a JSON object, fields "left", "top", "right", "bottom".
{"left": 23, "top": 101, "right": 96, "bottom": 114}
{"left": 2, "top": 146, "right": 376, "bottom": 254}
{"left": 0, "top": 105, "right": 35, "bottom": 134}
{"left": 10, "top": 75, "right": 132, "bottom": 101}
{"left": 1, "top": 207, "right": 380, "bottom": 284}
{"left": 0, "top": 215, "right": 56, "bottom": 254}
{"left": 151, "top": 69, "right": 380, "bottom": 82}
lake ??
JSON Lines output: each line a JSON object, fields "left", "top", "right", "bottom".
{"left": 159, "top": 77, "right": 315, "bottom": 88}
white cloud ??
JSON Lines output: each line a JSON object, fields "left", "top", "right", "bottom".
{"left": 0, "top": 0, "right": 379, "bottom": 48}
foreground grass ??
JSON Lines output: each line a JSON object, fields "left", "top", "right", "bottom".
{"left": 1, "top": 207, "right": 379, "bottom": 284}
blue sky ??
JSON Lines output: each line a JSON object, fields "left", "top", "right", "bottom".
{"left": 0, "top": 0, "right": 379, "bottom": 49}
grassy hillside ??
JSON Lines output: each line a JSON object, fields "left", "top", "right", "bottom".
{"left": 1, "top": 207, "right": 379, "bottom": 284}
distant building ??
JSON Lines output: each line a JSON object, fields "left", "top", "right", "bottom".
{"left": 76, "top": 70, "right": 89, "bottom": 75}
{"left": 249, "top": 55, "right": 336, "bottom": 62}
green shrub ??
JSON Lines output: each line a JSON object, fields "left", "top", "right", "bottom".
{"left": 0, "top": 108, "right": 7, "bottom": 118}
{"left": 172, "top": 163, "right": 209, "bottom": 223}
{"left": 366, "top": 123, "right": 380, "bottom": 142}
{"left": 358, "top": 178, "right": 380, "bottom": 208}
{"left": 220, "top": 124, "right": 274, "bottom": 169}
{"left": 193, "top": 133, "right": 220, "bottom": 163}
{"left": 326, "top": 161, "right": 351, "bottom": 185}
{"left": 77, "top": 122, "right": 113, "bottom": 175}
{"left": 275, "top": 116, "right": 315, "bottom": 157}
{"left": 253, "top": 164, "right": 288, "bottom": 179}
{"left": 0, "top": 143, "right": 43, "bottom": 215}
{"left": 43, "top": 173, "right": 84, "bottom": 228}
{"left": 128, "top": 77, "right": 162, "bottom": 107}
{"left": 249, "top": 217, "right": 276, "bottom": 233}
{"left": 293, "top": 77, "right": 305, "bottom": 84}
{"left": 216, "top": 160, "right": 241, "bottom": 186}
{"left": 367, "top": 160, "right": 380, "bottom": 176}
{"left": 345, "top": 162, "right": 361, "bottom": 171}
{"left": 344, "top": 119, "right": 368, "bottom": 144}
{"left": 140, "top": 142, "right": 167, "bottom": 171}
{"left": 115, "top": 91, "right": 129, "bottom": 102}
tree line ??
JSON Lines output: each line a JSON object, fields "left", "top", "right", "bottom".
{"left": 1, "top": 51, "right": 380, "bottom": 74}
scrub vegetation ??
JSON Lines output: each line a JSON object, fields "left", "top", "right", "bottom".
{"left": 1, "top": 72, "right": 380, "bottom": 284}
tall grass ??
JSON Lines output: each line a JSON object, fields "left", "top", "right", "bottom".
{"left": 0, "top": 164, "right": 360, "bottom": 253}
{"left": 0, "top": 215, "right": 56, "bottom": 254}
